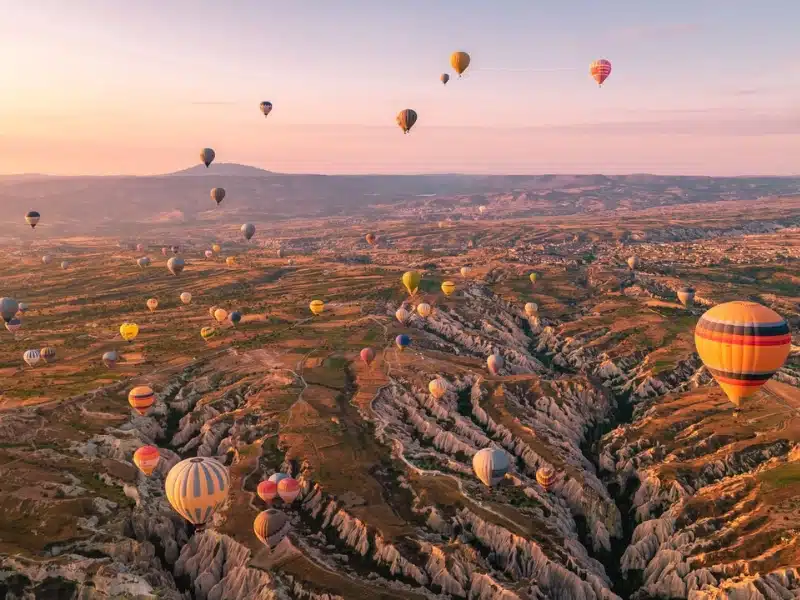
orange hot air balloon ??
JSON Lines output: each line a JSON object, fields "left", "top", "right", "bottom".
{"left": 360, "top": 347, "right": 375, "bottom": 366}
{"left": 277, "top": 477, "right": 301, "bottom": 503}
{"left": 536, "top": 465, "right": 556, "bottom": 491}
{"left": 365, "top": 233, "right": 377, "bottom": 246}
{"left": 257, "top": 480, "right": 278, "bottom": 503}
{"left": 695, "top": 301, "right": 791, "bottom": 407}
{"left": 133, "top": 445, "right": 161, "bottom": 477}
{"left": 590, "top": 59, "right": 612, "bottom": 86}
{"left": 128, "top": 385, "right": 155, "bottom": 416}
{"left": 253, "top": 509, "right": 290, "bottom": 548}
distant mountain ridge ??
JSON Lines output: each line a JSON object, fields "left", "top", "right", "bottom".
{"left": 165, "top": 163, "right": 279, "bottom": 177}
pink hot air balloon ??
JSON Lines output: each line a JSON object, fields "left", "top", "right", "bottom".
{"left": 257, "top": 480, "right": 278, "bottom": 503}
{"left": 360, "top": 347, "right": 376, "bottom": 366}
{"left": 161, "top": 247, "right": 168, "bottom": 256}
{"left": 277, "top": 477, "right": 300, "bottom": 503}
{"left": 590, "top": 59, "right": 612, "bottom": 86}
{"left": 204, "top": 250, "right": 213, "bottom": 259}
{"left": 136, "top": 244, "right": 144, "bottom": 252}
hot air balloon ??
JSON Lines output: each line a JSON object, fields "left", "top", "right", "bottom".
{"left": 41, "top": 255, "right": 52, "bottom": 265}
{"left": 360, "top": 347, "right": 376, "bottom": 366}
{"left": 277, "top": 477, "right": 301, "bottom": 503}
{"left": 25, "top": 211, "right": 40, "bottom": 228}
{"left": 128, "top": 385, "right": 155, "bottom": 416}
{"left": 529, "top": 273, "right": 538, "bottom": 284}
{"left": 460, "top": 267, "right": 471, "bottom": 278}
{"left": 200, "top": 327, "right": 216, "bottom": 341}
{"left": 134, "top": 445, "right": 160, "bottom": 477}
{"left": 160, "top": 247, "right": 168, "bottom": 257}
{"left": 214, "top": 308, "right": 228, "bottom": 323}
{"left": 226, "top": 256, "right": 236, "bottom": 267}
{"left": 402, "top": 271, "right": 421, "bottom": 295}
{"left": 229, "top": 311, "right": 242, "bottom": 325}
{"left": 536, "top": 465, "right": 556, "bottom": 491}
{"left": 0, "top": 297, "right": 19, "bottom": 323}
{"left": 5, "top": 317, "right": 21, "bottom": 334}
{"left": 200, "top": 148, "right": 215, "bottom": 168}
{"left": 487, "top": 353, "right": 503, "bottom": 375}
{"left": 524, "top": 302, "right": 538, "bottom": 317}
{"left": 210, "top": 187, "right": 226, "bottom": 206}
{"left": 260, "top": 101, "right": 273, "bottom": 118}
{"left": 590, "top": 59, "right": 612, "bottom": 86}
{"left": 416, "top": 303, "right": 432, "bottom": 318}
{"left": 309, "top": 300, "right": 324, "bottom": 316}
{"left": 478, "top": 205, "right": 487, "bottom": 214}
{"left": 212, "top": 244, "right": 221, "bottom": 253}
{"left": 136, "top": 244, "right": 144, "bottom": 252}
{"left": 677, "top": 287, "right": 695, "bottom": 308}
{"left": 208, "top": 306, "right": 219, "bottom": 318}
{"left": 253, "top": 508, "right": 290, "bottom": 548}
{"left": 180, "top": 292, "right": 192, "bottom": 305}
{"left": 60, "top": 261, "right": 70, "bottom": 270}
{"left": 171, "top": 245, "right": 180, "bottom": 255}
{"left": 365, "top": 233, "right": 377, "bottom": 246}
{"left": 40, "top": 347, "right": 56, "bottom": 364}
{"left": 395, "top": 307, "right": 411, "bottom": 324}
{"left": 396, "top": 109, "right": 418, "bottom": 134}
{"left": 146, "top": 298, "right": 159, "bottom": 312}
{"left": 440, "top": 73, "right": 450, "bottom": 85}
{"left": 441, "top": 281, "right": 456, "bottom": 297}
{"left": 695, "top": 301, "right": 791, "bottom": 407}
{"left": 120, "top": 322, "right": 139, "bottom": 343}
{"left": 241, "top": 223, "right": 256, "bottom": 241}
{"left": 23, "top": 349, "right": 40, "bottom": 367}
{"left": 204, "top": 250, "right": 213, "bottom": 259}
{"left": 268, "top": 472, "right": 289, "bottom": 485}
{"left": 165, "top": 457, "right": 229, "bottom": 528}
{"left": 102, "top": 350, "right": 119, "bottom": 368}
{"left": 428, "top": 378, "right": 448, "bottom": 400}
{"left": 137, "top": 257, "right": 151, "bottom": 268}
{"left": 257, "top": 480, "right": 278, "bottom": 503}
{"left": 627, "top": 256, "right": 640, "bottom": 271}
{"left": 472, "top": 447, "right": 509, "bottom": 487}
{"left": 17, "top": 302, "right": 27, "bottom": 314}
{"left": 450, "top": 51, "right": 471, "bottom": 76}
{"left": 395, "top": 334, "right": 411, "bottom": 351}
{"left": 277, "top": 248, "right": 284, "bottom": 258}
{"left": 167, "top": 257, "right": 185, "bottom": 275}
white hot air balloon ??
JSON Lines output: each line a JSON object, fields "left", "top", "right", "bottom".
{"left": 395, "top": 307, "right": 411, "bottom": 324}
{"left": 472, "top": 447, "right": 510, "bottom": 487}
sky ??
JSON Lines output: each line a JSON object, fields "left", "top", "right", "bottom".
{"left": 1, "top": 0, "right": 799, "bottom": 176}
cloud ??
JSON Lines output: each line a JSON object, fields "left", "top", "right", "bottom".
{"left": 610, "top": 23, "right": 700, "bottom": 41}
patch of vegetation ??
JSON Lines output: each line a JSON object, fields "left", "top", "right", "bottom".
{"left": 758, "top": 463, "right": 800, "bottom": 489}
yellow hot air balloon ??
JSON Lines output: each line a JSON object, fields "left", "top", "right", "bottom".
{"left": 201, "top": 326, "right": 216, "bottom": 341}
{"left": 212, "top": 244, "right": 221, "bottom": 253}
{"left": 214, "top": 308, "right": 228, "bottom": 323}
{"left": 450, "top": 51, "right": 471, "bottom": 76}
{"left": 128, "top": 385, "right": 155, "bottom": 416}
{"left": 165, "top": 457, "right": 230, "bottom": 528}
{"left": 536, "top": 465, "right": 556, "bottom": 491}
{"left": 133, "top": 445, "right": 161, "bottom": 477}
{"left": 309, "top": 300, "right": 325, "bottom": 316}
{"left": 695, "top": 301, "right": 791, "bottom": 407}
{"left": 416, "top": 303, "right": 432, "bottom": 318}
{"left": 441, "top": 281, "right": 456, "bottom": 297}
{"left": 627, "top": 256, "right": 640, "bottom": 270}
{"left": 146, "top": 298, "right": 159, "bottom": 312}
{"left": 402, "top": 271, "right": 421, "bottom": 295}
{"left": 226, "top": 256, "right": 236, "bottom": 267}
{"left": 529, "top": 273, "right": 538, "bottom": 284}
{"left": 120, "top": 322, "right": 139, "bottom": 343}
{"left": 428, "top": 377, "right": 448, "bottom": 400}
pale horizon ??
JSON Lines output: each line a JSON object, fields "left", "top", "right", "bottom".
{"left": 2, "top": 0, "right": 799, "bottom": 176}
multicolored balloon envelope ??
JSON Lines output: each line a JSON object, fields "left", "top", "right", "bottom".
{"left": 695, "top": 301, "right": 791, "bottom": 407}
{"left": 165, "top": 457, "right": 229, "bottom": 528}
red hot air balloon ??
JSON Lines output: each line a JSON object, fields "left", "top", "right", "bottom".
{"left": 257, "top": 480, "right": 278, "bottom": 503}
{"left": 590, "top": 59, "right": 612, "bottom": 86}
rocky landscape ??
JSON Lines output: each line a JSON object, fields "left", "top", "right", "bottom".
{"left": 2, "top": 191, "right": 800, "bottom": 599}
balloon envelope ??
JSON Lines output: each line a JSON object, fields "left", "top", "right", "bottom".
{"left": 180, "top": 292, "right": 192, "bottom": 305}
{"left": 257, "top": 480, "right": 278, "bottom": 502}
{"left": 25, "top": 210, "right": 40, "bottom": 228}
{"left": 472, "top": 447, "right": 510, "bottom": 487}
{"left": 590, "top": 59, "right": 612, "bottom": 86}
{"left": 260, "top": 101, "right": 273, "bottom": 117}
{"left": 487, "top": 353, "right": 503, "bottom": 375}
{"left": 677, "top": 287, "right": 695, "bottom": 308}
{"left": 395, "top": 334, "right": 411, "bottom": 350}
{"left": 23, "top": 349, "right": 40, "bottom": 367}
{"left": 253, "top": 508, "right": 289, "bottom": 548}
{"left": 277, "top": 477, "right": 300, "bottom": 503}
{"left": 0, "top": 297, "right": 19, "bottom": 323}
{"left": 134, "top": 445, "right": 160, "bottom": 477}
{"left": 128, "top": 385, "right": 155, "bottom": 416}
{"left": 428, "top": 378, "right": 448, "bottom": 399}
{"left": 241, "top": 223, "right": 256, "bottom": 240}
{"left": 695, "top": 301, "right": 791, "bottom": 407}
{"left": 402, "top": 271, "right": 421, "bottom": 295}
{"left": 441, "top": 281, "right": 456, "bottom": 297}
{"left": 167, "top": 257, "right": 185, "bottom": 275}
{"left": 450, "top": 51, "right": 471, "bottom": 75}
{"left": 200, "top": 147, "right": 215, "bottom": 167}
{"left": 309, "top": 300, "right": 324, "bottom": 316}
{"left": 396, "top": 109, "right": 418, "bottom": 134}
{"left": 165, "top": 457, "right": 229, "bottom": 527}
{"left": 360, "top": 347, "right": 375, "bottom": 365}
{"left": 120, "top": 322, "right": 139, "bottom": 342}
{"left": 102, "top": 350, "right": 119, "bottom": 368}
{"left": 536, "top": 465, "right": 556, "bottom": 490}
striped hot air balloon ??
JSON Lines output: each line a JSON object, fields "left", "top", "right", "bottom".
{"left": 441, "top": 281, "right": 456, "bottom": 297}
{"left": 128, "top": 385, "right": 155, "bottom": 416}
{"left": 257, "top": 480, "right": 278, "bottom": 503}
{"left": 428, "top": 378, "right": 448, "bottom": 400}
{"left": 133, "top": 445, "right": 161, "bottom": 477}
{"left": 253, "top": 508, "right": 290, "bottom": 548}
{"left": 416, "top": 303, "right": 432, "bottom": 318}
{"left": 23, "top": 349, "right": 40, "bottom": 367}
{"left": 277, "top": 477, "right": 301, "bottom": 503}
{"left": 695, "top": 301, "right": 791, "bottom": 407}
{"left": 395, "top": 307, "right": 411, "bottom": 324}
{"left": 165, "top": 457, "right": 229, "bottom": 528}
{"left": 536, "top": 465, "right": 556, "bottom": 491}
{"left": 396, "top": 109, "right": 418, "bottom": 134}
{"left": 40, "top": 347, "right": 57, "bottom": 364}
{"left": 590, "top": 59, "right": 612, "bottom": 86}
